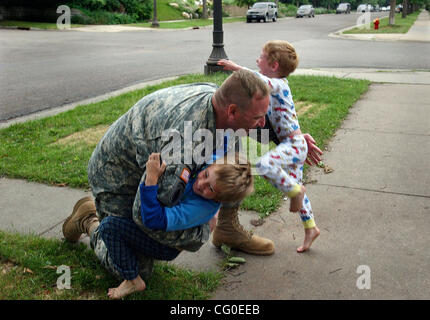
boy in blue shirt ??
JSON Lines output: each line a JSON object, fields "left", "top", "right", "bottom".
{"left": 100, "top": 152, "right": 253, "bottom": 299}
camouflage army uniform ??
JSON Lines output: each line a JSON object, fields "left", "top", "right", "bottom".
{"left": 88, "top": 83, "right": 222, "bottom": 280}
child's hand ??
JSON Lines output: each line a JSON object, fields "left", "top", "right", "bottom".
{"left": 145, "top": 153, "right": 166, "bottom": 186}
{"left": 217, "top": 59, "right": 241, "bottom": 71}
{"left": 303, "top": 134, "right": 323, "bottom": 166}
{"left": 209, "top": 211, "right": 219, "bottom": 233}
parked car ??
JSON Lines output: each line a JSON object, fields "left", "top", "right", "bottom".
{"left": 336, "top": 3, "right": 351, "bottom": 14}
{"left": 246, "top": 2, "right": 278, "bottom": 23}
{"left": 296, "top": 5, "right": 315, "bottom": 18}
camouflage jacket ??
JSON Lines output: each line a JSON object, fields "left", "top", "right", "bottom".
{"left": 88, "top": 83, "right": 219, "bottom": 251}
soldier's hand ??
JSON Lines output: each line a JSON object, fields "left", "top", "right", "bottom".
{"left": 145, "top": 153, "right": 167, "bottom": 186}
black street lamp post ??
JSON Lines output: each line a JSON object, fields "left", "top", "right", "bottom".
{"left": 204, "top": 0, "right": 229, "bottom": 74}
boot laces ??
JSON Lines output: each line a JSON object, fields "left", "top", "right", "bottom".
{"left": 232, "top": 213, "right": 252, "bottom": 238}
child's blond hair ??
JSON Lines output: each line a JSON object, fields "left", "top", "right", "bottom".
{"left": 211, "top": 153, "right": 254, "bottom": 203}
{"left": 263, "top": 40, "right": 299, "bottom": 77}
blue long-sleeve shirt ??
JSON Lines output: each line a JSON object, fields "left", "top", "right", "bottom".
{"left": 140, "top": 175, "right": 220, "bottom": 232}
{"left": 140, "top": 135, "right": 230, "bottom": 232}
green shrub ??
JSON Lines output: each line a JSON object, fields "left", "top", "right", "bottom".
{"left": 314, "top": 7, "right": 335, "bottom": 14}
{"left": 67, "top": 0, "right": 152, "bottom": 22}
{"left": 105, "top": 0, "right": 122, "bottom": 11}
{"left": 278, "top": 3, "right": 297, "bottom": 17}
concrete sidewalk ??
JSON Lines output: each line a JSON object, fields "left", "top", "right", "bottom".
{"left": 210, "top": 82, "right": 430, "bottom": 299}
{"left": 1, "top": 69, "right": 429, "bottom": 299}
{"left": 330, "top": 9, "right": 430, "bottom": 42}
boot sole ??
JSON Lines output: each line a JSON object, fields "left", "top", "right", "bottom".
{"left": 212, "top": 240, "right": 275, "bottom": 256}
{"left": 62, "top": 196, "right": 94, "bottom": 242}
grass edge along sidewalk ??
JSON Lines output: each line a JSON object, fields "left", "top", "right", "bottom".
{"left": 0, "top": 73, "right": 370, "bottom": 300}
{"left": 344, "top": 11, "right": 420, "bottom": 34}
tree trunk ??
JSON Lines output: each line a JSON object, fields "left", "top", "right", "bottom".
{"left": 402, "top": 0, "right": 407, "bottom": 18}
{"left": 389, "top": 0, "right": 396, "bottom": 25}
{"left": 203, "top": 0, "right": 207, "bottom": 19}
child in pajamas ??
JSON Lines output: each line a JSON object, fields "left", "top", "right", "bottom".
{"left": 218, "top": 40, "right": 320, "bottom": 253}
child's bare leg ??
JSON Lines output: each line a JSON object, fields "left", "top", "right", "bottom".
{"left": 297, "top": 226, "right": 320, "bottom": 253}
{"left": 290, "top": 185, "right": 306, "bottom": 212}
{"left": 108, "top": 275, "right": 146, "bottom": 299}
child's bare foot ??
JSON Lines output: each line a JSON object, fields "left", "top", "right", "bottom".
{"left": 290, "top": 186, "right": 306, "bottom": 212}
{"left": 297, "top": 226, "right": 320, "bottom": 253}
{"left": 108, "top": 276, "right": 146, "bottom": 299}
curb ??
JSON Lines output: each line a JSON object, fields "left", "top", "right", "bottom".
{"left": 328, "top": 23, "right": 405, "bottom": 42}
{"left": 329, "top": 11, "right": 429, "bottom": 43}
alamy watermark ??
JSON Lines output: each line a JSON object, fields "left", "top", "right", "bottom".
{"left": 57, "top": 5, "right": 71, "bottom": 30}
{"left": 356, "top": 265, "right": 371, "bottom": 290}
{"left": 159, "top": 121, "right": 271, "bottom": 175}
{"left": 356, "top": 12, "right": 371, "bottom": 30}
{"left": 56, "top": 265, "right": 71, "bottom": 289}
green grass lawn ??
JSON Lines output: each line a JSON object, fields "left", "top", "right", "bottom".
{"left": 130, "top": 16, "right": 245, "bottom": 29}
{"left": 0, "top": 230, "right": 221, "bottom": 300}
{"left": 344, "top": 11, "right": 420, "bottom": 34}
{"left": 0, "top": 20, "right": 83, "bottom": 29}
{"left": 0, "top": 73, "right": 370, "bottom": 215}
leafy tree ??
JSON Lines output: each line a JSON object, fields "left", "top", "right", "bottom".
{"left": 235, "top": 0, "right": 256, "bottom": 8}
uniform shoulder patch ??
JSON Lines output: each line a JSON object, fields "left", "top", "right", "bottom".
{"left": 179, "top": 168, "right": 191, "bottom": 184}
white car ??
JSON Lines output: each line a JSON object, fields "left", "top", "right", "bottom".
{"left": 246, "top": 2, "right": 278, "bottom": 23}
{"left": 296, "top": 5, "right": 315, "bottom": 18}
{"left": 357, "top": 4, "right": 369, "bottom": 13}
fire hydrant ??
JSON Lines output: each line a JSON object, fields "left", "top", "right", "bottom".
{"left": 373, "top": 18, "right": 380, "bottom": 30}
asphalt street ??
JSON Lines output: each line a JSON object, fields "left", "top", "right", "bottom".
{"left": 1, "top": 12, "right": 429, "bottom": 121}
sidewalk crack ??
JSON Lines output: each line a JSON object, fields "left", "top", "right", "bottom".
{"left": 38, "top": 218, "right": 66, "bottom": 236}
{"left": 316, "top": 183, "right": 430, "bottom": 199}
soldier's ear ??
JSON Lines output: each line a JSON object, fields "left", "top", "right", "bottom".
{"left": 226, "top": 104, "right": 238, "bottom": 120}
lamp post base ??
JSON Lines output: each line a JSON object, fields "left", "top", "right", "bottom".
{"left": 204, "top": 64, "right": 232, "bottom": 75}
{"left": 204, "top": 43, "right": 230, "bottom": 75}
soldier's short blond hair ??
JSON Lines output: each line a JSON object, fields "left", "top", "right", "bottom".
{"left": 263, "top": 40, "right": 299, "bottom": 77}
{"left": 212, "top": 153, "right": 254, "bottom": 203}
{"left": 214, "top": 69, "right": 269, "bottom": 110}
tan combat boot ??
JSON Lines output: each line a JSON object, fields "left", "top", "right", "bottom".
{"left": 212, "top": 206, "right": 275, "bottom": 255}
{"left": 62, "top": 197, "right": 99, "bottom": 242}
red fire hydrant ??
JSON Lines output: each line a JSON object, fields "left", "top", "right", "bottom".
{"left": 373, "top": 18, "right": 380, "bottom": 30}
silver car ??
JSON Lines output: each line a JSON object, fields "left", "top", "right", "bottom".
{"left": 296, "top": 5, "right": 315, "bottom": 18}
{"left": 246, "top": 2, "right": 278, "bottom": 23}
{"left": 336, "top": 3, "right": 351, "bottom": 14}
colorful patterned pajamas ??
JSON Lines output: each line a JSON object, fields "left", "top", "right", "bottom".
{"left": 256, "top": 134, "right": 315, "bottom": 229}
